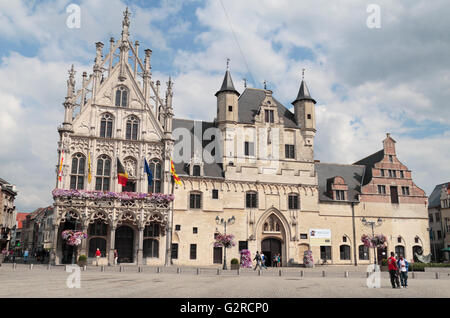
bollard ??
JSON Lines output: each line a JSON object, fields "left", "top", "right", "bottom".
{"left": 120, "top": 266, "right": 123, "bottom": 272}
{"left": 411, "top": 272, "right": 415, "bottom": 279}
{"left": 344, "top": 271, "right": 349, "bottom": 278}
{"left": 47, "top": 264, "right": 51, "bottom": 270}
{"left": 367, "top": 272, "right": 370, "bottom": 278}
{"left": 138, "top": 266, "right": 142, "bottom": 273}
{"left": 13, "top": 263, "right": 16, "bottom": 270}
{"left": 197, "top": 268, "right": 200, "bottom": 275}
{"left": 84, "top": 265, "right": 87, "bottom": 271}
{"left": 279, "top": 269, "right": 282, "bottom": 277}
{"left": 436, "top": 272, "right": 440, "bottom": 279}
{"left": 322, "top": 270, "right": 326, "bottom": 277}
{"left": 217, "top": 269, "right": 220, "bottom": 275}
{"left": 101, "top": 265, "right": 105, "bottom": 272}
{"left": 30, "top": 264, "right": 33, "bottom": 270}
{"left": 300, "top": 270, "right": 304, "bottom": 278}
{"left": 157, "top": 267, "right": 160, "bottom": 274}
{"left": 237, "top": 268, "right": 240, "bottom": 276}
{"left": 258, "top": 269, "right": 261, "bottom": 276}
{"left": 177, "top": 267, "right": 181, "bottom": 274}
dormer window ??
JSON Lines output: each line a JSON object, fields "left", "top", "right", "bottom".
{"left": 265, "top": 110, "right": 274, "bottom": 123}
{"left": 115, "top": 86, "right": 128, "bottom": 107}
{"left": 193, "top": 165, "right": 201, "bottom": 176}
{"left": 327, "top": 176, "right": 348, "bottom": 201}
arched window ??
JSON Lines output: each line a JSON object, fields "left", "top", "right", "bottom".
{"left": 143, "top": 239, "right": 159, "bottom": 258}
{"left": 95, "top": 155, "right": 111, "bottom": 191}
{"left": 148, "top": 159, "right": 161, "bottom": 193}
{"left": 246, "top": 191, "right": 258, "bottom": 208}
{"left": 70, "top": 153, "right": 85, "bottom": 190}
{"left": 88, "top": 237, "right": 106, "bottom": 257}
{"left": 126, "top": 116, "right": 139, "bottom": 140}
{"left": 115, "top": 86, "right": 128, "bottom": 107}
{"left": 340, "top": 245, "right": 351, "bottom": 260}
{"left": 358, "top": 245, "right": 369, "bottom": 260}
{"left": 395, "top": 245, "right": 405, "bottom": 258}
{"left": 263, "top": 215, "right": 281, "bottom": 232}
{"left": 100, "top": 113, "right": 113, "bottom": 138}
{"left": 144, "top": 223, "right": 160, "bottom": 238}
{"left": 89, "top": 220, "right": 107, "bottom": 236}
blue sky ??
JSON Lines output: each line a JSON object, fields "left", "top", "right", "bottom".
{"left": 0, "top": 0, "right": 449, "bottom": 212}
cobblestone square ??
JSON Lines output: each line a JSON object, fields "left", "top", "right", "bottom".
{"left": 1, "top": 265, "right": 450, "bottom": 298}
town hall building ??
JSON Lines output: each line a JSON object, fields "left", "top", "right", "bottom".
{"left": 50, "top": 9, "right": 430, "bottom": 267}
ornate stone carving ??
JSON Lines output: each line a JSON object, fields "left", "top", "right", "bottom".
{"left": 122, "top": 142, "right": 140, "bottom": 156}
{"left": 96, "top": 140, "right": 115, "bottom": 155}
{"left": 70, "top": 137, "right": 89, "bottom": 154}
{"left": 124, "top": 156, "right": 137, "bottom": 177}
{"left": 147, "top": 143, "right": 164, "bottom": 159}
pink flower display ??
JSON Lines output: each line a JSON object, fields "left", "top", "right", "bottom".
{"left": 361, "top": 234, "right": 387, "bottom": 248}
{"left": 52, "top": 189, "right": 175, "bottom": 202}
{"left": 239, "top": 249, "right": 252, "bottom": 268}
{"left": 61, "top": 230, "right": 87, "bottom": 246}
{"left": 214, "top": 233, "right": 236, "bottom": 248}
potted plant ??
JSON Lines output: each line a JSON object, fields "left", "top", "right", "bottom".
{"left": 78, "top": 254, "right": 87, "bottom": 267}
{"left": 230, "top": 258, "right": 239, "bottom": 270}
{"left": 380, "top": 258, "right": 388, "bottom": 271}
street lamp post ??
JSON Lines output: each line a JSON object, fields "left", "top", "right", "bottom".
{"left": 215, "top": 215, "right": 235, "bottom": 270}
{"left": 361, "top": 217, "right": 383, "bottom": 267}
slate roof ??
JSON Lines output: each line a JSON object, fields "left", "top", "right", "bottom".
{"left": 353, "top": 149, "right": 384, "bottom": 186}
{"left": 429, "top": 182, "right": 450, "bottom": 209}
{"left": 315, "top": 163, "right": 365, "bottom": 203}
{"left": 238, "top": 88, "right": 298, "bottom": 128}
{"left": 172, "top": 118, "right": 224, "bottom": 178}
{"left": 215, "top": 70, "right": 240, "bottom": 97}
{"left": 292, "top": 80, "right": 316, "bottom": 104}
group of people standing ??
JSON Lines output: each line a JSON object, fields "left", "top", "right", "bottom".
{"left": 387, "top": 252, "right": 409, "bottom": 288}
{"left": 252, "top": 251, "right": 281, "bottom": 270}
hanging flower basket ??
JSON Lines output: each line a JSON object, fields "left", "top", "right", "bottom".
{"left": 61, "top": 230, "right": 87, "bottom": 246}
{"left": 361, "top": 234, "right": 387, "bottom": 248}
{"left": 214, "top": 233, "right": 236, "bottom": 249}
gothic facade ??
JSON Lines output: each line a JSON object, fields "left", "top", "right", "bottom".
{"left": 52, "top": 9, "right": 430, "bottom": 266}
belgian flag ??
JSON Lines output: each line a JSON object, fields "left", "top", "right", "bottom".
{"left": 117, "top": 158, "right": 128, "bottom": 186}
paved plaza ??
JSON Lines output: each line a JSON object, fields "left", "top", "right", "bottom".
{"left": 1, "top": 264, "right": 450, "bottom": 298}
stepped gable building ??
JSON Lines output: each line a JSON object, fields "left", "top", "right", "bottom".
{"left": 52, "top": 9, "right": 429, "bottom": 266}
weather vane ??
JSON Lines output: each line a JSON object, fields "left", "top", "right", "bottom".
{"left": 226, "top": 58, "right": 230, "bottom": 70}
{"left": 302, "top": 68, "right": 305, "bottom": 80}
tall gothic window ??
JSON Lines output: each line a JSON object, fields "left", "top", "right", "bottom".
{"left": 70, "top": 153, "right": 85, "bottom": 190}
{"left": 100, "top": 113, "right": 113, "bottom": 138}
{"left": 115, "top": 86, "right": 128, "bottom": 107}
{"left": 148, "top": 159, "right": 161, "bottom": 193}
{"left": 246, "top": 191, "right": 258, "bottom": 208}
{"left": 95, "top": 155, "right": 111, "bottom": 191}
{"left": 126, "top": 116, "right": 139, "bottom": 140}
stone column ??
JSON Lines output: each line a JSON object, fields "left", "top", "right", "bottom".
{"left": 137, "top": 226, "right": 144, "bottom": 265}
{"left": 50, "top": 224, "right": 59, "bottom": 265}
{"left": 108, "top": 225, "right": 116, "bottom": 266}
{"left": 79, "top": 224, "right": 88, "bottom": 257}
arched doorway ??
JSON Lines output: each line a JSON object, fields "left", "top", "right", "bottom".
{"left": 60, "top": 213, "right": 82, "bottom": 264}
{"left": 261, "top": 238, "right": 281, "bottom": 267}
{"left": 115, "top": 225, "right": 134, "bottom": 263}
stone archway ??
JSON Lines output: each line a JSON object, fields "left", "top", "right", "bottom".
{"left": 115, "top": 225, "right": 135, "bottom": 263}
{"left": 257, "top": 209, "right": 290, "bottom": 267}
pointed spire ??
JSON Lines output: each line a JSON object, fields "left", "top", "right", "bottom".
{"left": 121, "top": 7, "right": 131, "bottom": 42}
{"left": 215, "top": 60, "right": 240, "bottom": 97}
{"left": 292, "top": 69, "right": 316, "bottom": 105}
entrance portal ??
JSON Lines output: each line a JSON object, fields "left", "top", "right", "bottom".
{"left": 261, "top": 238, "right": 281, "bottom": 267}
{"left": 115, "top": 225, "right": 134, "bottom": 263}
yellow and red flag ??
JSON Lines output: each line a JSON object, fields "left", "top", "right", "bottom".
{"left": 170, "top": 158, "right": 182, "bottom": 185}
{"left": 88, "top": 152, "right": 92, "bottom": 184}
{"left": 58, "top": 150, "right": 64, "bottom": 182}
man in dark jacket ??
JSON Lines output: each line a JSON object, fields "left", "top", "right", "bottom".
{"left": 388, "top": 252, "right": 400, "bottom": 288}
{"left": 253, "top": 251, "right": 262, "bottom": 271}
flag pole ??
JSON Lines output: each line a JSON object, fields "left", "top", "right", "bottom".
{"left": 165, "top": 175, "right": 175, "bottom": 266}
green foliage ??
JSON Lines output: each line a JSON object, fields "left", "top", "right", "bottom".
{"left": 409, "top": 263, "right": 450, "bottom": 271}
{"left": 381, "top": 258, "right": 388, "bottom": 266}
{"left": 230, "top": 258, "right": 239, "bottom": 265}
{"left": 78, "top": 254, "right": 87, "bottom": 262}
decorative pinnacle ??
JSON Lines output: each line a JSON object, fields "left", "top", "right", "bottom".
{"left": 302, "top": 68, "right": 305, "bottom": 80}
{"left": 226, "top": 58, "right": 230, "bottom": 70}
{"left": 263, "top": 80, "right": 267, "bottom": 90}
{"left": 123, "top": 7, "right": 130, "bottom": 28}
{"left": 243, "top": 78, "right": 247, "bottom": 88}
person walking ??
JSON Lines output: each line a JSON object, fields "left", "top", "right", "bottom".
{"left": 260, "top": 252, "right": 267, "bottom": 269}
{"left": 23, "top": 249, "right": 29, "bottom": 263}
{"left": 397, "top": 254, "right": 409, "bottom": 288}
{"left": 272, "top": 254, "right": 277, "bottom": 267}
{"left": 253, "top": 251, "right": 262, "bottom": 271}
{"left": 114, "top": 249, "right": 118, "bottom": 266}
{"left": 277, "top": 253, "right": 281, "bottom": 267}
{"left": 95, "top": 248, "right": 101, "bottom": 266}
{"left": 388, "top": 252, "right": 400, "bottom": 288}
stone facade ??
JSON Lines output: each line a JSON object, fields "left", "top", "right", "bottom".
{"left": 51, "top": 9, "right": 430, "bottom": 267}
{"left": 0, "top": 178, "right": 17, "bottom": 251}
{"left": 428, "top": 183, "right": 450, "bottom": 261}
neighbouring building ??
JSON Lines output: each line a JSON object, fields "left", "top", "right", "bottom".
{"left": 22, "top": 207, "right": 54, "bottom": 258}
{"left": 428, "top": 183, "right": 450, "bottom": 261}
{"left": 11, "top": 212, "right": 28, "bottom": 249}
{"left": 51, "top": 9, "right": 430, "bottom": 266}
{"left": 0, "top": 178, "right": 17, "bottom": 251}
